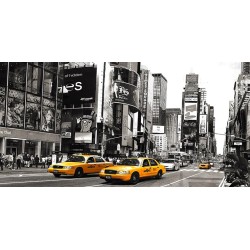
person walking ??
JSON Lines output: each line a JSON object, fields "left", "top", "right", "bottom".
{"left": 0, "top": 153, "right": 3, "bottom": 171}
{"left": 34, "top": 155, "right": 39, "bottom": 168}
{"left": 46, "top": 155, "right": 52, "bottom": 168}
{"left": 16, "top": 153, "right": 23, "bottom": 170}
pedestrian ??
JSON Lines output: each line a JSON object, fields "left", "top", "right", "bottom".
{"left": 34, "top": 155, "right": 39, "bottom": 168}
{"left": 0, "top": 153, "right": 3, "bottom": 171}
{"left": 26, "top": 154, "right": 31, "bottom": 168}
{"left": 23, "top": 152, "right": 28, "bottom": 167}
{"left": 46, "top": 155, "right": 52, "bottom": 168}
{"left": 41, "top": 156, "right": 46, "bottom": 168}
{"left": 30, "top": 155, "right": 34, "bottom": 167}
{"left": 16, "top": 153, "right": 23, "bottom": 170}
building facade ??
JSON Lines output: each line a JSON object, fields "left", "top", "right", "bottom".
{"left": 0, "top": 62, "right": 63, "bottom": 157}
{"left": 165, "top": 108, "right": 181, "bottom": 151}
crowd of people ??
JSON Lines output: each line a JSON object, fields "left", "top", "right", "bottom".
{"left": 0, "top": 152, "right": 52, "bottom": 171}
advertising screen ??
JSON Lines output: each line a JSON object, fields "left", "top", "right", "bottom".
{"left": 112, "top": 81, "right": 139, "bottom": 109}
{"left": 152, "top": 125, "right": 165, "bottom": 133}
{"left": 75, "top": 132, "right": 92, "bottom": 143}
{"left": 184, "top": 103, "right": 197, "bottom": 120}
{"left": 199, "top": 115, "right": 207, "bottom": 134}
{"left": 62, "top": 67, "right": 97, "bottom": 105}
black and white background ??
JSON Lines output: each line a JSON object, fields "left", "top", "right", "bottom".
{"left": 1, "top": 1, "right": 250, "bottom": 250}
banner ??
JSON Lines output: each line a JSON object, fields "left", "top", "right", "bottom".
{"left": 199, "top": 114, "right": 207, "bottom": 134}
{"left": 177, "top": 114, "right": 182, "bottom": 134}
{"left": 112, "top": 81, "right": 139, "bottom": 109}
{"left": 184, "top": 103, "right": 197, "bottom": 120}
{"left": 62, "top": 67, "right": 97, "bottom": 105}
{"left": 152, "top": 125, "right": 165, "bottom": 133}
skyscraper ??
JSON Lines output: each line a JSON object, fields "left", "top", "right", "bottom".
{"left": 152, "top": 73, "right": 167, "bottom": 125}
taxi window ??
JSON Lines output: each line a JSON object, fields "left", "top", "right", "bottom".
{"left": 95, "top": 157, "right": 104, "bottom": 163}
{"left": 143, "top": 159, "right": 150, "bottom": 166}
{"left": 120, "top": 159, "right": 140, "bottom": 166}
{"left": 87, "top": 157, "right": 95, "bottom": 163}
{"left": 66, "top": 155, "right": 85, "bottom": 162}
{"left": 149, "top": 159, "right": 158, "bottom": 166}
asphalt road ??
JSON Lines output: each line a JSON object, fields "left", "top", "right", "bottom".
{"left": 0, "top": 163, "right": 224, "bottom": 187}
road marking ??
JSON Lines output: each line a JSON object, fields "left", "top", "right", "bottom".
{"left": 0, "top": 178, "right": 76, "bottom": 185}
{"left": 218, "top": 177, "right": 226, "bottom": 187}
{"left": 161, "top": 172, "right": 202, "bottom": 187}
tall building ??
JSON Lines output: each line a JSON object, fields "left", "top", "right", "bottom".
{"left": 166, "top": 108, "right": 181, "bottom": 151}
{"left": 181, "top": 73, "right": 199, "bottom": 155}
{"left": 199, "top": 88, "right": 207, "bottom": 114}
{"left": 0, "top": 62, "right": 63, "bottom": 157}
{"left": 152, "top": 73, "right": 167, "bottom": 126}
{"left": 241, "top": 62, "right": 250, "bottom": 75}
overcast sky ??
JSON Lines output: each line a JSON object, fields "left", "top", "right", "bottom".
{"left": 142, "top": 61, "right": 241, "bottom": 154}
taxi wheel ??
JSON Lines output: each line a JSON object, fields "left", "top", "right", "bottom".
{"left": 53, "top": 173, "right": 61, "bottom": 178}
{"left": 74, "top": 168, "right": 83, "bottom": 178}
{"left": 129, "top": 172, "right": 139, "bottom": 184}
{"left": 156, "top": 170, "right": 163, "bottom": 179}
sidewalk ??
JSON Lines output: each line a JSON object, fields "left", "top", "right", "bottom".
{"left": 0, "top": 166, "right": 49, "bottom": 175}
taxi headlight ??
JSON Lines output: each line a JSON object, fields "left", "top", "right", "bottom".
{"left": 100, "top": 169, "right": 105, "bottom": 173}
{"left": 63, "top": 166, "right": 72, "bottom": 169}
{"left": 117, "top": 170, "right": 130, "bottom": 175}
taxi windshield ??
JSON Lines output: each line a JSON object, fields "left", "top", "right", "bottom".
{"left": 120, "top": 159, "right": 140, "bottom": 166}
{"left": 66, "top": 155, "right": 85, "bottom": 162}
{"left": 161, "top": 159, "right": 176, "bottom": 163}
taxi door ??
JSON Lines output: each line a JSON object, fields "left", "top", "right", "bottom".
{"left": 85, "top": 156, "right": 96, "bottom": 173}
{"left": 141, "top": 159, "right": 152, "bottom": 177}
{"left": 94, "top": 157, "right": 107, "bottom": 173}
{"left": 148, "top": 159, "right": 160, "bottom": 176}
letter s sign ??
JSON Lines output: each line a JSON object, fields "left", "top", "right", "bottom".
{"left": 75, "top": 82, "right": 82, "bottom": 91}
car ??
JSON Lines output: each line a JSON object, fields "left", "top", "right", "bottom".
{"left": 198, "top": 162, "right": 211, "bottom": 169}
{"left": 48, "top": 154, "right": 113, "bottom": 178}
{"left": 99, "top": 157, "right": 166, "bottom": 184}
{"left": 160, "top": 159, "right": 181, "bottom": 171}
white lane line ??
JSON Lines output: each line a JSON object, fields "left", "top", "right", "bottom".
{"left": 218, "top": 177, "right": 226, "bottom": 187}
{"left": 161, "top": 172, "right": 202, "bottom": 187}
{"left": 0, "top": 178, "right": 76, "bottom": 185}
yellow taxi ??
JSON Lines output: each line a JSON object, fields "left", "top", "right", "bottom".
{"left": 99, "top": 157, "right": 166, "bottom": 184}
{"left": 198, "top": 162, "right": 211, "bottom": 169}
{"left": 48, "top": 154, "right": 113, "bottom": 178}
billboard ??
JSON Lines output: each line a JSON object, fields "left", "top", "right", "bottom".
{"left": 199, "top": 114, "right": 207, "bottom": 134}
{"left": 184, "top": 103, "right": 197, "bottom": 120}
{"left": 75, "top": 132, "right": 92, "bottom": 143}
{"left": 152, "top": 125, "right": 165, "bottom": 133}
{"left": 61, "top": 122, "right": 72, "bottom": 138}
{"left": 112, "top": 81, "right": 139, "bottom": 109}
{"left": 62, "top": 67, "right": 97, "bottom": 105}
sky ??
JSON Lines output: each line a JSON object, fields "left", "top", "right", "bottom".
{"left": 142, "top": 62, "right": 241, "bottom": 155}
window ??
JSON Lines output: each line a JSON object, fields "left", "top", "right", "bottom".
{"left": 95, "top": 157, "right": 105, "bottom": 163}
{"left": 8, "top": 63, "right": 26, "bottom": 91}
{"left": 42, "top": 98, "right": 55, "bottom": 132}
{"left": 143, "top": 159, "right": 149, "bottom": 166}
{"left": 27, "top": 64, "right": 42, "bottom": 94}
{"left": 87, "top": 157, "right": 94, "bottom": 163}
{"left": 43, "top": 70, "right": 57, "bottom": 98}
{"left": 0, "top": 87, "right": 5, "bottom": 126}
{"left": 7, "top": 89, "right": 25, "bottom": 128}
{"left": 26, "top": 93, "right": 41, "bottom": 130}
{"left": 0, "top": 63, "right": 8, "bottom": 87}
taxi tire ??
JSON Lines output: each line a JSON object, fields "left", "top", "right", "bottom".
{"left": 53, "top": 173, "right": 61, "bottom": 178}
{"left": 156, "top": 170, "right": 163, "bottom": 179}
{"left": 74, "top": 168, "right": 83, "bottom": 178}
{"left": 129, "top": 172, "right": 139, "bottom": 184}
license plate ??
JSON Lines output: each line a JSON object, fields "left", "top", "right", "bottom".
{"left": 54, "top": 170, "right": 59, "bottom": 173}
{"left": 105, "top": 175, "right": 111, "bottom": 180}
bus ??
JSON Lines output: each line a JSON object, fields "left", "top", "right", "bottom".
{"left": 167, "top": 151, "right": 191, "bottom": 167}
